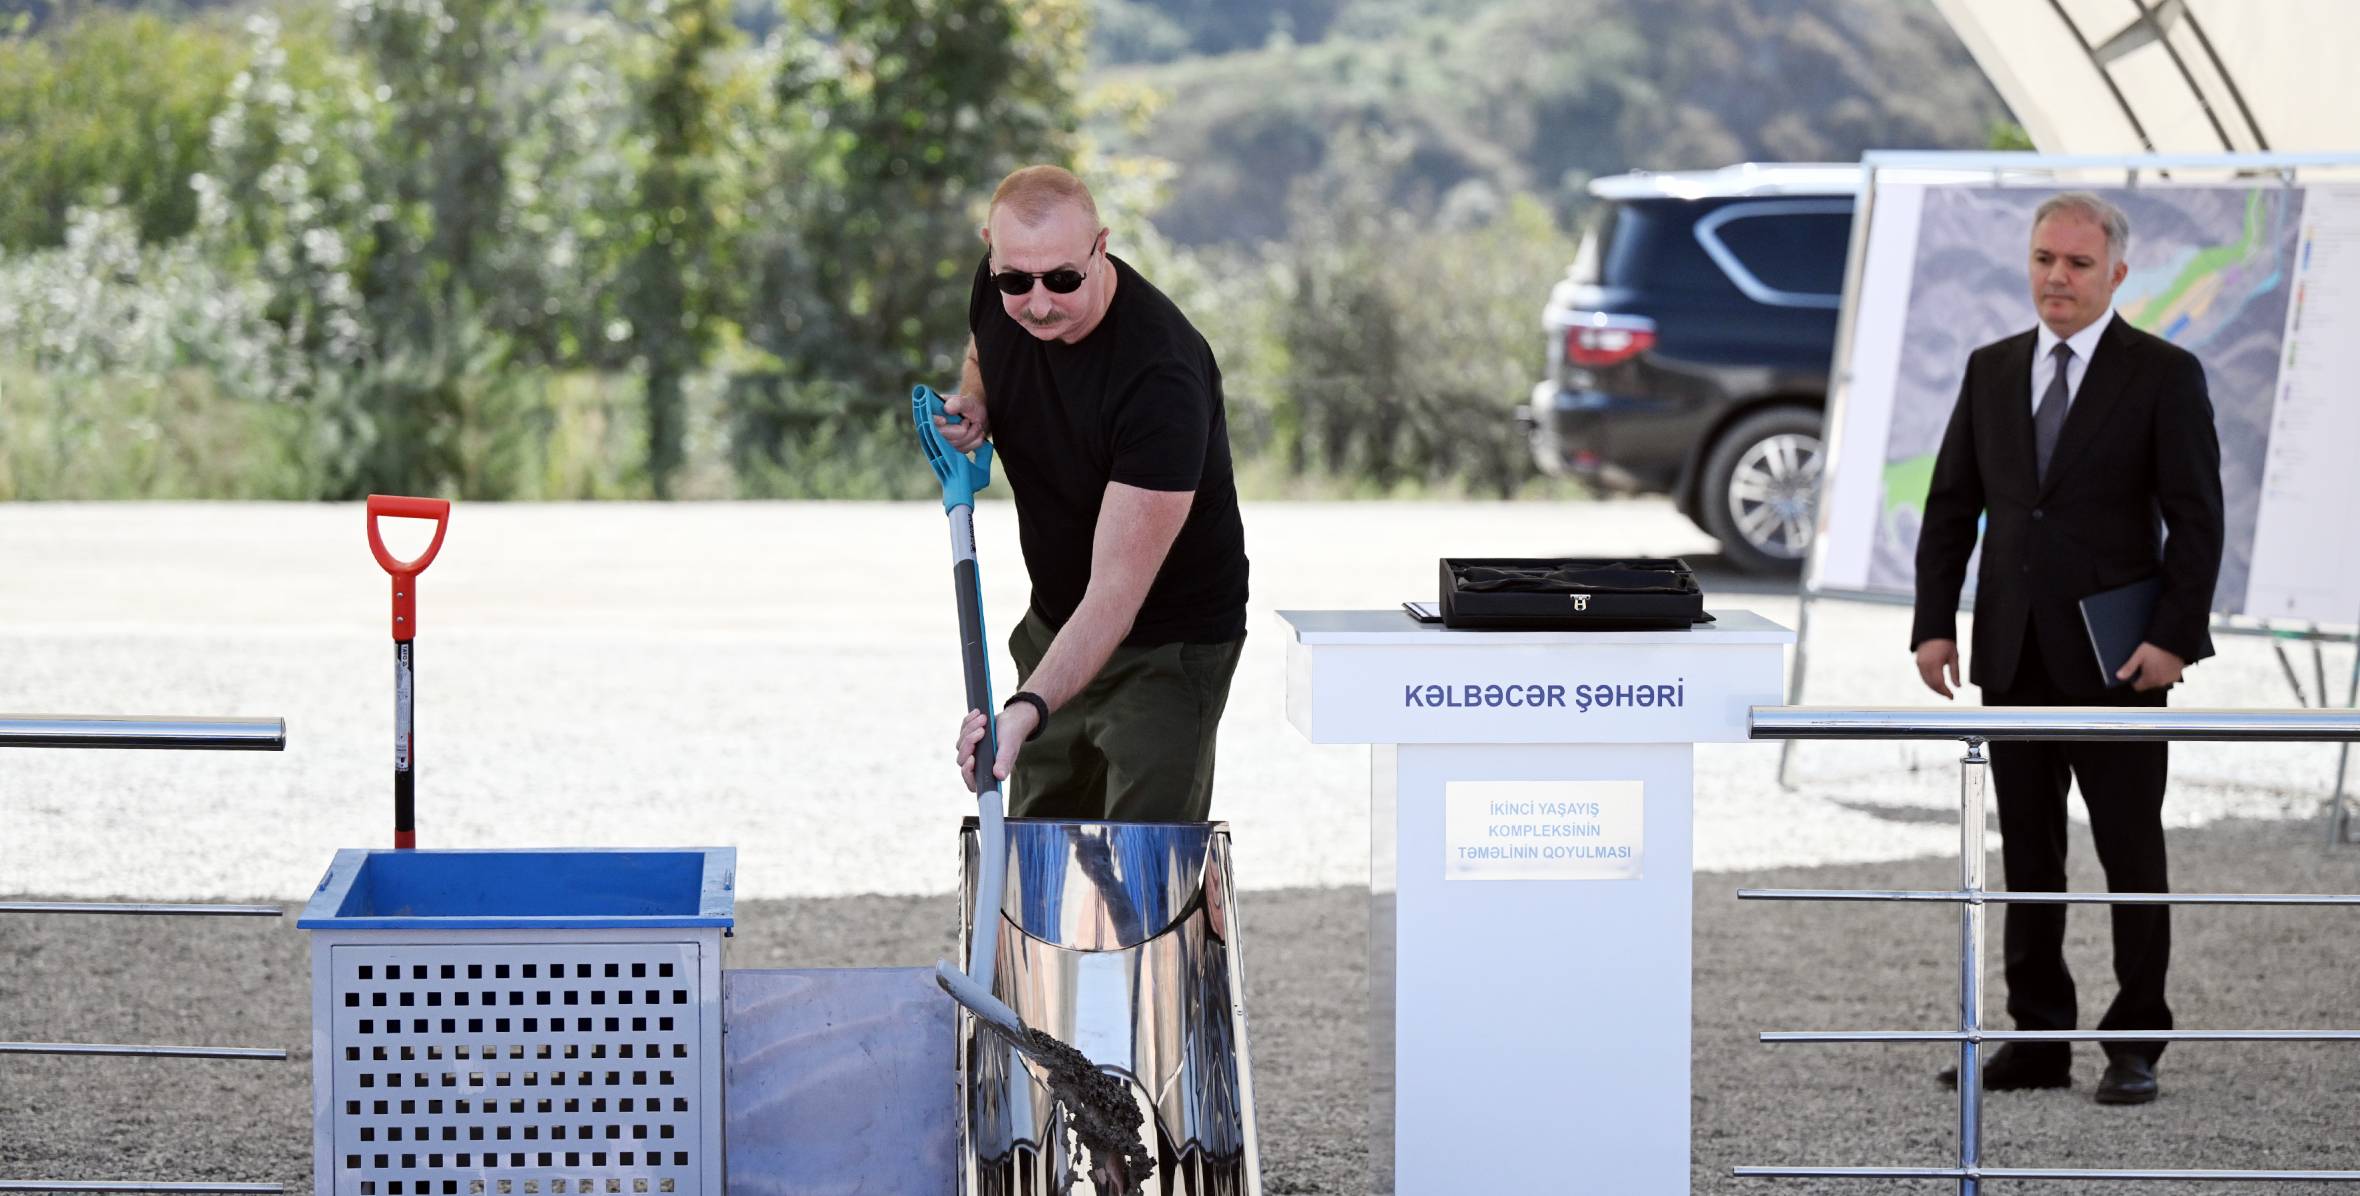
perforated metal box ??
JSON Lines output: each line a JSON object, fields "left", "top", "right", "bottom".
{"left": 299, "top": 849, "right": 734, "bottom": 1196}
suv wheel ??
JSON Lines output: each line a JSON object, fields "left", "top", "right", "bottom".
{"left": 1699, "top": 406, "right": 1823, "bottom": 575}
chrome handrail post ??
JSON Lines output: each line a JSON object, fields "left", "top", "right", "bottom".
{"left": 1957, "top": 736, "right": 1988, "bottom": 1196}
{"left": 1, "top": 712, "right": 291, "bottom": 1196}
{"left": 1739, "top": 704, "right": 2360, "bottom": 1186}
{"left": 0, "top": 715, "right": 287, "bottom": 751}
{"left": 2336, "top": 617, "right": 2360, "bottom": 845}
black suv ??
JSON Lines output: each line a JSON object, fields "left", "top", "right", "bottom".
{"left": 1520, "top": 163, "right": 1856, "bottom": 573}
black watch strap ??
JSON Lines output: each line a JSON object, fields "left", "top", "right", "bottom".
{"left": 1002, "top": 691, "right": 1049, "bottom": 741}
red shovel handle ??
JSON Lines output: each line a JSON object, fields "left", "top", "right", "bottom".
{"left": 366, "top": 495, "right": 451, "bottom": 640}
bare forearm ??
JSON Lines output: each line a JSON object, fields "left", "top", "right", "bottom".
{"left": 959, "top": 336, "right": 984, "bottom": 406}
{"left": 1015, "top": 483, "right": 1192, "bottom": 713}
{"left": 1015, "top": 592, "right": 1140, "bottom": 711}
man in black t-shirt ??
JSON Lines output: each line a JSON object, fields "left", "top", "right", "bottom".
{"left": 940, "top": 164, "right": 1249, "bottom": 823}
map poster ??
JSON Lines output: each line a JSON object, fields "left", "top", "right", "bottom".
{"left": 1817, "top": 183, "right": 2316, "bottom": 618}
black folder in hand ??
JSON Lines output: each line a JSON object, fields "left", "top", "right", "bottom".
{"left": 2079, "top": 576, "right": 2163, "bottom": 690}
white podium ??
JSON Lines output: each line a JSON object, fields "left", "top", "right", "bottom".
{"left": 1279, "top": 609, "right": 1793, "bottom": 1195}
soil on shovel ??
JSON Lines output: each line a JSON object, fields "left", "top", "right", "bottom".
{"left": 1022, "top": 1026, "right": 1157, "bottom": 1194}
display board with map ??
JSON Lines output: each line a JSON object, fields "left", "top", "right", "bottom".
{"left": 1812, "top": 181, "right": 2360, "bottom": 626}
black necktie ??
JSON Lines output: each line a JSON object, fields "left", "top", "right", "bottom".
{"left": 2034, "top": 342, "right": 2073, "bottom": 484}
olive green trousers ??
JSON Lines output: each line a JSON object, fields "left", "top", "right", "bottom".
{"left": 1004, "top": 606, "right": 1243, "bottom": 823}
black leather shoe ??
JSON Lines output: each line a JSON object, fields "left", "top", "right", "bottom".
{"left": 2095, "top": 1055, "right": 2159, "bottom": 1105}
{"left": 1937, "top": 1043, "right": 2072, "bottom": 1090}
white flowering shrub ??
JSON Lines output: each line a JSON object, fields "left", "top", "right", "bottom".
{"left": 0, "top": 205, "right": 306, "bottom": 402}
{"left": 194, "top": 13, "right": 380, "bottom": 374}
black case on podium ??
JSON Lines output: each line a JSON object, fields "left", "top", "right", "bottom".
{"left": 1439, "top": 557, "right": 1711, "bottom": 631}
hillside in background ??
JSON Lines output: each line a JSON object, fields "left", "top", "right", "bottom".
{"left": 2, "top": 0, "right": 2017, "bottom": 501}
{"left": 17, "top": 0, "right": 2012, "bottom": 252}
{"left": 1087, "top": 0, "right": 2014, "bottom": 245}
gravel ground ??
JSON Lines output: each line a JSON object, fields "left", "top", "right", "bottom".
{"left": 4, "top": 501, "right": 2356, "bottom": 1193}
{"left": 0, "top": 502, "right": 2348, "bottom": 903}
{"left": 6, "top": 817, "right": 2356, "bottom": 1195}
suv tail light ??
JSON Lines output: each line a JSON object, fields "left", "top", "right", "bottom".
{"left": 1560, "top": 313, "right": 1657, "bottom": 368}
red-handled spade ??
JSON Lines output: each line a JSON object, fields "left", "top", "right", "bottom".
{"left": 365, "top": 495, "right": 451, "bottom": 849}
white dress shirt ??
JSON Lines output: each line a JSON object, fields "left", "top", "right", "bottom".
{"left": 2029, "top": 307, "right": 2117, "bottom": 416}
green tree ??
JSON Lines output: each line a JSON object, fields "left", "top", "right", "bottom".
{"left": 195, "top": 12, "right": 380, "bottom": 375}
{"left": 622, "top": 0, "right": 738, "bottom": 497}
{"left": 1988, "top": 120, "right": 2036, "bottom": 151}
{"left": 345, "top": 0, "right": 544, "bottom": 348}
{"left": 0, "top": 10, "right": 243, "bottom": 249}
{"left": 741, "top": 0, "right": 1088, "bottom": 456}
{"left": 1275, "top": 133, "right": 1573, "bottom": 496}
{"left": 339, "top": 0, "right": 547, "bottom": 494}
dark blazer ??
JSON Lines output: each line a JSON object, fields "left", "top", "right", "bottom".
{"left": 1910, "top": 314, "right": 2224, "bottom": 696}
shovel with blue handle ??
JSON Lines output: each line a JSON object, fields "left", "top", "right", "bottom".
{"left": 912, "top": 384, "right": 1010, "bottom": 994}
{"left": 911, "top": 384, "right": 1153, "bottom": 1193}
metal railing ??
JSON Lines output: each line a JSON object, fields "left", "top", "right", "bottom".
{"left": 1738, "top": 707, "right": 2360, "bottom": 1192}
{"left": 0, "top": 714, "right": 286, "bottom": 751}
{"left": 3, "top": 714, "right": 291, "bottom": 1195}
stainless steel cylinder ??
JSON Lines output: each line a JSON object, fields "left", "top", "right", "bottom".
{"left": 957, "top": 818, "right": 1262, "bottom": 1196}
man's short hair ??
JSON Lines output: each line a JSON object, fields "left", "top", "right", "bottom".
{"left": 2034, "top": 191, "right": 2131, "bottom": 261}
{"left": 989, "top": 165, "right": 1100, "bottom": 229}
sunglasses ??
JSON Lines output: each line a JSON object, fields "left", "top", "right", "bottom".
{"left": 990, "top": 239, "right": 1100, "bottom": 296}
{"left": 991, "top": 264, "right": 1090, "bottom": 296}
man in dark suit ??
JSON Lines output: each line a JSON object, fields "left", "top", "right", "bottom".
{"left": 1911, "top": 191, "right": 2224, "bottom": 1105}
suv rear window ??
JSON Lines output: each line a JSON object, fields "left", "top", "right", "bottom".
{"left": 1568, "top": 205, "right": 1612, "bottom": 285}
{"left": 1598, "top": 201, "right": 1734, "bottom": 294}
{"left": 1699, "top": 206, "right": 1852, "bottom": 300}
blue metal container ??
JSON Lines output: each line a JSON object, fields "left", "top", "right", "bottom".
{"left": 298, "top": 848, "right": 736, "bottom": 931}
{"left": 300, "top": 849, "right": 734, "bottom": 1196}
